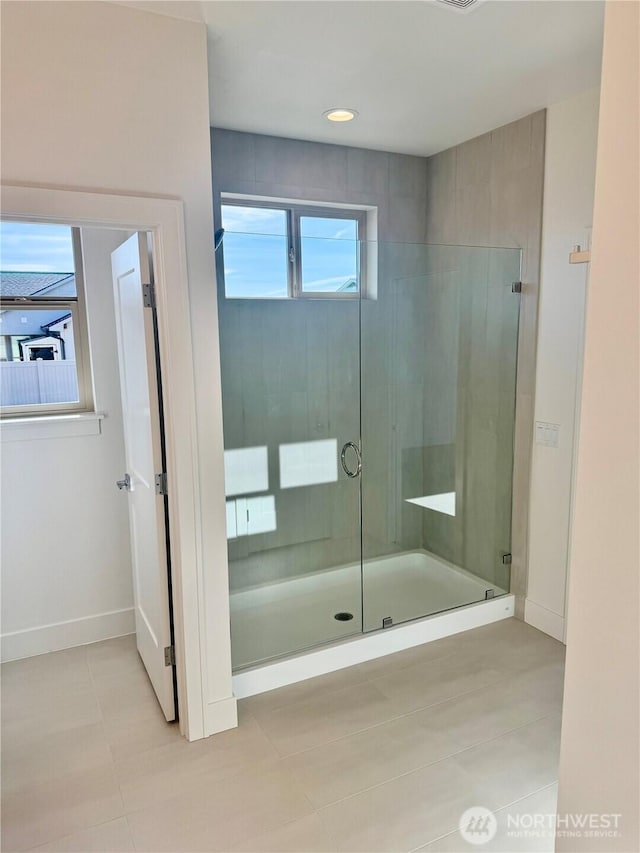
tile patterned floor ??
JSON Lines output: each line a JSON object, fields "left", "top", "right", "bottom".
{"left": 1, "top": 619, "right": 564, "bottom": 852}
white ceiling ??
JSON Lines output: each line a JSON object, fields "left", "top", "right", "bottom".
{"left": 116, "top": 1, "right": 604, "bottom": 156}
{"left": 202, "top": 0, "right": 603, "bottom": 156}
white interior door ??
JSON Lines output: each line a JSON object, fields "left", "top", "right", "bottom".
{"left": 111, "top": 233, "right": 176, "bottom": 721}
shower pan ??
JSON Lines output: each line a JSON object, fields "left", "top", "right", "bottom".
{"left": 217, "top": 234, "right": 522, "bottom": 690}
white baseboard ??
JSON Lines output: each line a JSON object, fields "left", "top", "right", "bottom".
{"left": 204, "top": 695, "right": 238, "bottom": 738}
{"left": 1, "top": 607, "right": 135, "bottom": 662}
{"left": 232, "top": 594, "right": 515, "bottom": 699}
{"left": 524, "top": 598, "right": 566, "bottom": 643}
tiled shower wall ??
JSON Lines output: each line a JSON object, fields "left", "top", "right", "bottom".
{"left": 211, "top": 129, "right": 428, "bottom": 244}
{"left": 425, "top": 112, "right": 546, "bottom": 613}
{"left": 211, "top": 117, "right": 545, "bottom": 609}
{"left": 211, "top": 129, "right": 431, "bottom": 590}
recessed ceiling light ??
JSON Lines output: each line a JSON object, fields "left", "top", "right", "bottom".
{"left": 436, "top": 0, "right": 480, "bottom": 9}
{"left": 323, "top": 108, "right": 358, "bottom": 123}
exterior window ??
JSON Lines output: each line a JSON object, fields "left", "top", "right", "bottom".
{"left": 0, "top": 222, "right": 93, "bottom": 416}
{"left": 220, "top": 200, "right": 366, "bottom": 299}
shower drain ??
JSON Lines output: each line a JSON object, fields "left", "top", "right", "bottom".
{"left": 334, "top": 612, "right": 354, "bottom": 621}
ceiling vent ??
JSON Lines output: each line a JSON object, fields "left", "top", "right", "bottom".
{"left": 436, "top": 0, "right": 480, "bottom": 9}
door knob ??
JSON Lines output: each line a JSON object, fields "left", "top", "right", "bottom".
{"left": 116, "top": 473, "right": 131, "bottom": 491}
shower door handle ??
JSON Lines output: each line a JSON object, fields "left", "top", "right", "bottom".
{"left": 340, "top": 442, "right": 362, "bottom": 478}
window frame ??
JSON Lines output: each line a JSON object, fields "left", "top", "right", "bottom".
{"left": 0, "top": 226, "right": 94, "bottom": 418}
{"left": 219, "top": 197, "right": 367, "bottom": 300}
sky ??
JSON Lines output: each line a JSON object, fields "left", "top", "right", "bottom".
{"left": 0, "top": 213, "right": 359, "bottom": 296}
{"left": 0, "top": 222, "right": 75, "bottom": 272}
{"left": 221, "top": 205, "right": 358, "bottom": 297}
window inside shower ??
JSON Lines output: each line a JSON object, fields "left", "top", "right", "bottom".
{"left": 220, "top": 200, "right": 367, "bottom": 299}
{"left": 216, "top": 224, "right": 521, "bottom": 671}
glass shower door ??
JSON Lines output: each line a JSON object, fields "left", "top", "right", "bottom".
{"left": 360, "top": 243, "right": 522, "bottom": 631}
{"left": 218, "top": 232, "right": 363, "bottom": 670}
{"left": 218, "top": 228, "right": 523, "bottom": 667}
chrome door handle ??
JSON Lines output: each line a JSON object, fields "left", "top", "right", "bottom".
{"left": 116, "top": 473, "right": 131, "bottom": 491}
{"left": 340, "top": 442, "right": 362, "bottom": 478}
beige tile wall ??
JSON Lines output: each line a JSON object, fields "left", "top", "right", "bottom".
{"left": 425, "top": 112, "right": 546, "bottom": 612}
{"left": 419, "top": 246, "right": 521, "bottom": 591}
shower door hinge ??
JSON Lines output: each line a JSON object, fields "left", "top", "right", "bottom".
{"left": 164, "top": 645, "right": 175, "bottom": 666}
{"left": 485, "top": 589, "right": 495, "bottom": 600}
{"left": 501, "top": 553, "right": 512, "bottom": 565}
{"left": 382, "top": 616, "right": 393, "bottom": 629}
{"left": 511, "top": 281, "right": 522, "bottom": 294}
{"left": 155, "top": 472, "right": 168, "bottom": 495}
{"left": 142, "top": 281, "right": 155, "bottom": 309}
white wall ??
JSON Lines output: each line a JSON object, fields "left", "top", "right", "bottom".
{"left": 525, "top": 88, "right": 600, "bottom": 642}
{"left": 1, "top": 229, "right": 134, "bottom": 661}
{"left": 557, "top": 1, "right": 639, "bottom": 848}
{"left": 0, "top": 1, "right": 235, "bottom": 735}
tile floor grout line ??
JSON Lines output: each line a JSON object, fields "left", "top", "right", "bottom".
{"left": 278, "top": 695, "right": 562, "bottom": 775}
{"left": 254, "top": 672, "right": 500, "bottom": 747}
{"left": 11, "top": 646, "right": 130, "bottom": 853}
{"left": 238, "top": 627, "right": 545, "bottom": 717}
{"left": 239, "top": 658, "right": 375, "bottom": 713}
{"left": 251, "top": 662, "right": 561, "bottom": 761}
{"left": 225, "top": 785, "right": 322, "bottom": 853}
{"left": 118, "top": 755, "right": 298, "bottom": 819}
{"left": 254, "top": 645, "right": 561, "bottom": 726}
{"left": 237, "top": 702, "right": 299, "bottom": 761}
{"left": 406, "top": 780, "right": 561, "bottom": 853}
{"left": 84, "top": 643, "right": 132, "bottom": 787}
{"left": 84, "top": 641, "right": 109, "bottom": 731}
{"left": 121, "top": 761, "right": 322, "bottom": 852}
{"left": 492, "top": 779, "right": 560, "bottom": 813}
{"left": 261, "top": 686, "right": 561, "bottom": 766}
{"left": 72, "top": 639, "right": 179, "bottom": 836}
{"left": 123, "top": 813, "right": 140, "bottom": 852}
{"left": 358, "top": 635, "right": 550, "bottom": 683}
{"left": 224, "top": 810, "right": 326, "bottom": 853}
{"left": 239, "top": 628, "right": 563, "bottom": 721}
{"left": 25, "top": 815, "right": 135, "bottom": 853}
{"left": 309, "top": 711, "right": 562, "bottom": 814}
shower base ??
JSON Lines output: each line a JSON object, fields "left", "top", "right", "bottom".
{"left": 230, "top": 549, "right": 513, "bottom": 697}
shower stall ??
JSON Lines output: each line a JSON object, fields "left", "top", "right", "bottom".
{"left": 217, "top": 228, "right": 521, "bottom": 684}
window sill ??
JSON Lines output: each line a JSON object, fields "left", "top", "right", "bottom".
{"left": 0, "top": 412, "right": 105, "bottom": 442}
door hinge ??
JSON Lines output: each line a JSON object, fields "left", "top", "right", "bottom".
{"left": 485, "top": 589, "right": 495, "bottom": 600}
{"left": 155, "top": 472, "right": 168, "bottom": 495}
{"left": 142, "top": 281, "right": 155, "bottom": 309}
{"left": 511, "top": 281, "right": 522, "bottom": 294}
{"left": 382, "top": 616, "right": 393, "bottom": 629}
{"left": 164, "top": 645, "right": 175, "bottom": 666}
{"left": 501, "top": 552, "right": 512, "bottom": 565}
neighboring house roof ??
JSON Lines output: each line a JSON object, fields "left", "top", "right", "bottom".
{"left": 0, "top": 273, "right": 76, "bottom": 338}
{"left": 43, "top": 313, "right": 72, "bottom": 331}
{"left": 0, "top": 271, "right": 75, "bottom": 298}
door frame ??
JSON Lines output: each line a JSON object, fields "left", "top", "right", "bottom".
{"left": 1, "top": 183, "right": 224, "bottom": 741}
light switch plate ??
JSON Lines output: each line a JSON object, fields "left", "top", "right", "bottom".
{"left": 535, "top": 421, "right": 560, "bottom": 447}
